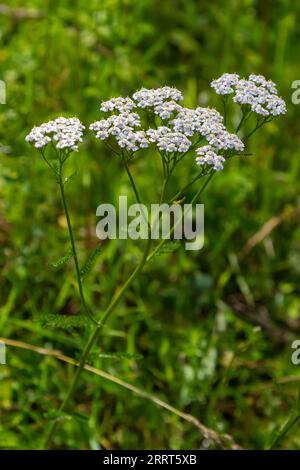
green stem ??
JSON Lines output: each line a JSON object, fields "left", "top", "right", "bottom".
{"left": 44, "top": 158, "right": 213, "bottom": 449}
{"left": 122, "top": 154, "right": 143, "bottom": 206}
{"left": 43, "top": 233, "right": 152, "bottom": 448}
{"left": 222, "top": 97, "right": 227, "bottom": 126}
{"left": 269, "top": 412, "right": 300, "bottom": 449}
{"left": 58, "top": 169, "right": 98, "bottom": 326}
{"left": 244, "top": 123, "right": 262, "bottom": 142}
{"left": 160, "top": 173, "right": 170, "bottom": 204}
{"left": 244, "top": 117, "right": 271, "bottom": 142}
{"left": 122, "top": 154, "right": 151, "bottom": 232}
{"left": 235, "top": 107, "right": 250, "bottom": 133}
{"left": 169, "top": 171, "right": 204, "bottom": 204}
{"left": 147, "top": 171, "right": 214, "bottom": 263}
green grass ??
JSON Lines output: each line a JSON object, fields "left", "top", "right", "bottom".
{"left": 1, "top": 0, "right": 300, "bottom": 450}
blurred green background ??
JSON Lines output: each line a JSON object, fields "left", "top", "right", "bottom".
{"left": 1, "top": 0, "right": 300, "bottom": 450}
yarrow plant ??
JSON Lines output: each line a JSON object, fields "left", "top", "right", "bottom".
{"left": 25, "top": 73, "right": 286, "bottom": 449}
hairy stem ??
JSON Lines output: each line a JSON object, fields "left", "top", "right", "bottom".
{"left": 44, "top": 166, "right": 151, "bottom": 448}
{"left": 160, "top": 173, "right": 170, "bottom": 204}
{"left": 58, "top": 169, "right": 98, "bottom": 326}
{"left": 44, "top": 162, "right": 213, "bottom": 448}
{"left": 222, "top": 97, "right": 227, "bottom": 126}
{"left": 169, "top": 171, "right": 204, "bottom": 204}
{"left": 147, "top": 171, "right": 214, "bottom": 263}
{"left": 43, "top": 233, "right": 151, "bottom": 448}
{"left": 235, "top": 107, "right": 250, "bottom": 133}
{"left": 123, "top": 155, "right": 143, "bottom": 206}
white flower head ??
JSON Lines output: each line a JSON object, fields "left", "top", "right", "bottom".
{"left": 233, "top": 78, "right": 287, "bottom": 116}
{"left": 90, "top": 113, "right": 150, "bottom": 151}
{"left": 90, "top": 112, "right": 140, "bottom": 136}
{"left": 172, "top": 106, "right": 244, "bottom": 152}
{"left": 132, "top": 86, "right": 183, "bottom": 108}
{"left": 248, "top": 74, "right": 277, "bottom": 94}
{"left": 195, "top": 145, "right": 225, "bottom": 171}
{"left": 207, "top": 130, "right": 245, "bottom": 152}
{"left": 146, "top": 127, "right": 191, "bottom": 153}
{"left": 117, "top": 131, "right": 149, "bottom": 152}
{"left": 171, "top": 108, "right": 198, "bottom": 136}
{"left": 100, "top": 97, "right": 135, "bottom": 113}
{"left": 172, "top": 107, "right": 224, "bottom": 138}
{"left": 211, "top": 73, "right": 286, "bottom": 117}
{"left": 25, "top": 117, "right": 85, "bottom": 151}
{"left": 154, "top": 100, "right": 182, "bottom": 119}
{"left": 211, "top": 73, "right": 240, "bottom": 95}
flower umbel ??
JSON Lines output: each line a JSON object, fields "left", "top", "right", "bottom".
{"left": 25, "top": 117, "right": 85, "bottom": 151}
{"left": 211, "top": 73, "right": 287, "bottom": 117}
{"left": 100, "top": 97, "right": 136, "bottom": 113}
{"left": 196, "top": 145, "right": 225, "bottom": 171}
{"left": 211, "top": 73, "right": 240, "bottom": 95}
{"left": 132, "top": 86, "right": 183, "bottom": 108}
{"left": 90, "top": 85, "right": 249, "bottom": 170}
{"left": 146, "top": 127, "right": 191, "bottom": 153}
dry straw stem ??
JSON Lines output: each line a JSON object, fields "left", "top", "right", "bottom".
{"left": 240, "top": 205, "right": 300, "bottom": 258}
{"left": 0, "top": 5, "right": 42, "bottom": 19}
{"left": 0, "top": 336, "right": 241, "bottom": 450}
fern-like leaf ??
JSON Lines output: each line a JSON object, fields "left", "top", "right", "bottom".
{"left": 51, "top": 249, "right": 73, "bottom": 269}
{"left": 39, "top": 313, "right": 87, "bottom": 330}
{"left": 154, "top": 240, "right": 180, "bottom": 257}
{"left": 80, "top": 244, "right": 102, "bottom": 280}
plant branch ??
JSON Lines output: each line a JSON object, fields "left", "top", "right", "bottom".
{"left": 43, "top": 232, "right": 152, "bottom": 448}
{"left": 58, "top": 162, "right": 98, "bottom": 326}
{"left": 147, "top": 171, "right": 214, "bottom": 263}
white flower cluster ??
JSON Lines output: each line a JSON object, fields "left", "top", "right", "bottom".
{"left": 117, "top": 131, "right": 149, "bottom": 151}
{"left": 211, "top": 73, "right": 286, "bottom": 116}
{"left": 211, "top": 73, "right": 240, "bottom": 95}
{"left": 147, "top": 127, "right": 191, "bottom": 153}
{"left": 26, "top": 78, "right": 286, "bottom": 172}
{"left": 100, "top": 97, "right": 135, "bottom": 113}
{"left": 89, "top": 112, "right": 140, "bottom": 139}
{"left": 132, "top": 86, "right": 183, "bottom": 108}
{"left": 153, "top": 100, "right": 182, "bottom": 119}
{"left": 172, "top": 107, "right": 244, "bottom": 152}
{"left": 90, "top": 86, "right": 246, "bottom": 168}
{"left": 89, "top": 112, "right": 148, "bottom": 151}
{"left": 90, "top": 86, "right": 186, "bottom": 152}
{"left": 195, "top": 145, "right": 225, "bottom": 172}
{"left": 25, "top": 117, "right": 85, "bottom": 151}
